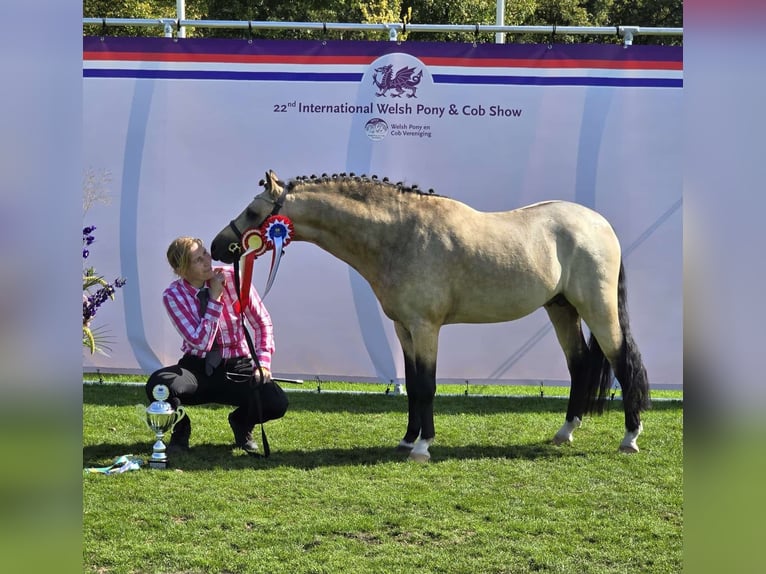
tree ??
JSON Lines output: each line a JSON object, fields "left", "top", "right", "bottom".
{"left": 83, "top": 0, "right": 206, "bottom": 37}
{"left": 83, "top": 0, "right": 682, "bottom": 44}
{"left": 202, "top": 0, "right": 368, "bottom": 40}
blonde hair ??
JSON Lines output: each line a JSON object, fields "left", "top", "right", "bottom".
{"left": 166, "top": 236, "right": 205, "bottom": 276}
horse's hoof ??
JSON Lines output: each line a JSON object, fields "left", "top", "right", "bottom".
{"left": 619, "top": 423, "right": 643, "bottom": 453}
{"left": 552, "top": 434, "right": 573, "bottom": 446}
{"left": 407, "top": 439, "right": 432, "bottom": 462}
{"left": 408, "top": 449, "right": 431, "bottom": 463}
{"left": 396, "top": 440, "right": 415, "bottom": 452}
{"left": 552, "top": 417, "right": 581, "bottom": 445}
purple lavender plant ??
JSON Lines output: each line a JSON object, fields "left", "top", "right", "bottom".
{"left": 83, "top": 225, "right": 126, "bottom": 354}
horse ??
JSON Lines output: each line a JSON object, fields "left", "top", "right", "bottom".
{"left": 210, "top": 170, "right": 651, "bottom": 461}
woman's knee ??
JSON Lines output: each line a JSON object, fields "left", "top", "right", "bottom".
{"left": 146, "top": 366, "right": 184, "bottom": 400}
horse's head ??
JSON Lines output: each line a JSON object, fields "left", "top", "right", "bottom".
{"left": 210, "top": 170, "right": 286, "bottom": 263}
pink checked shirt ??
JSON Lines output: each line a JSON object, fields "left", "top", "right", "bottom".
{"left": 162, "top": 267, "right": 274, "bottom": 370}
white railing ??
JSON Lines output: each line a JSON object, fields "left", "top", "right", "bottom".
{"left": 82, "top": 18, "right": 683, "bottom": 47}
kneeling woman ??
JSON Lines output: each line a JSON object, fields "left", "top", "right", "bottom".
{"left": 146, "top": 236, "right": 275, "bottom": 454}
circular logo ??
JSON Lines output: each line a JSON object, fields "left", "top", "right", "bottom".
{"left": 365, "top": 117, "right": 388, "bottom": 141}
{"left": 152, "top": 384, "right": 170, "bottom": 401}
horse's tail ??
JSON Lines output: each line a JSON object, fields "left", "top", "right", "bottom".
{"left": 583, "top": 261, "right": 651, "bottom": 417}
{"left": 613, "top": 261, "right": 652, "bottom": 419}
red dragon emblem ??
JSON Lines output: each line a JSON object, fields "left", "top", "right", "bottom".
{"left": 372, "top": 64, "right": 423, "bottom": 98}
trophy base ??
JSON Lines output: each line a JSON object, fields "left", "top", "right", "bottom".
{"left": 149, "top": 459, "right": 168, "bottom": 470}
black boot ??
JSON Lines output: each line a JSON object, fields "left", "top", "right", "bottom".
{"left": 167, "top": 414, "right": 191, "bottom": 454}
{"left": 228, "top": 411, "right": 258, "bottom": 454}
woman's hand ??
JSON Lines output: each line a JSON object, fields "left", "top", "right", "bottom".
{"left": 209, "top": 269, "right": 225, "bottom": 300}
{"left": 257, "top": 366, "right": 271, "bottom": 384}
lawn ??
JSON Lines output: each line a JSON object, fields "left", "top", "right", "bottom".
{"left": 83, "top": 383, "right": 683, "bottom": 573}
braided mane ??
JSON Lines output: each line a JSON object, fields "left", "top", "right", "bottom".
{"left": 260, "top": 172, "right": 443, "bottom": 198}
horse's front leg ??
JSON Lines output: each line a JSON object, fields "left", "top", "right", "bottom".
{"left": 396, "top": 354, "right": 420, "bottom": 451}
{"left": 406, "top": 356, "right": 436, "bottom": 462}
{"left": 394, "top": 322, "right": 438, "bottom": 462}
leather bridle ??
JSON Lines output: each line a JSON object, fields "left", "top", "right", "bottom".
{"left": 226, "top": 186, "right": 288, "bottom": 257}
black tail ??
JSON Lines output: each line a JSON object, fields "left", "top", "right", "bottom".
{"left": 614, "top": 262, "right": 651, "bottom": 419}
{"left": 583, "top": 262, "right": 651, "bottom": 419}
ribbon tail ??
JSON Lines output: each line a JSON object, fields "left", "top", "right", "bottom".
{"left": 263, "top": 236, "right": 285, "bottom": 298}
{"left": 239, "top": 252, "right": 255, "bottom": 311}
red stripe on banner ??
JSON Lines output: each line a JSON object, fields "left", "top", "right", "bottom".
{"left": 83, "top": 51, "right": 375, "bottom": 65}
{"left": 83, "top": 51, "right": 681, "bottom": 71}
{"left": 419, "top": 57, "right": 682, "bottom": 70}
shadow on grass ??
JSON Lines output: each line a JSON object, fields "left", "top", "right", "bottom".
{"left": 84, "top": 384, "right": 681, "bottom": 415}
{"left": 83, "top": 439, "right": 583, "bottom": 471}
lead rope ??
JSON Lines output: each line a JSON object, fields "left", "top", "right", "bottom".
{"left": 232, "top": 257, "right": 270, "bottom": 458}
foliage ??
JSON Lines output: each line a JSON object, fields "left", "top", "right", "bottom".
{"left": 83, "top": 227, "right": 126, "bottom": 355}
{"left": 610, "top": 0, "right": 682, "bottom": 28}
{"left": 84, "top": 385, "right": 683, "bottom": 573}
{"left": 84, "top": 0, "right": 189, "bottom": 37}
{"left": 83, "top": 167, "right": 114, "bottom": 212}
{"left": 82, "top": 168, "right": 125, "bottom": 355}
{"left": 83, "top": 0, "right": 682, "bottom": 44}
{"left": 203, "top": 0, "right": 369, "bottom": 40}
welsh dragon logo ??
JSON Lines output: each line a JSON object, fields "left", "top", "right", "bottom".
{"left": 372, "top": 64, "right": 423, "bottom": 98}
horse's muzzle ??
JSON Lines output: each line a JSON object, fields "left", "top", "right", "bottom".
{"left": 210, "top": 234, "right": 240, "bottom": 263}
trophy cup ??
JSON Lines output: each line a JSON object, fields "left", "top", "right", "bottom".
{"left": 139, "top": 384, "right": 186, "bottom": 469}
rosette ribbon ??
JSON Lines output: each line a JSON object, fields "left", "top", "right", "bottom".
{"left": 234, "top": 215, "right": 294, "bottom": 306}
{"left": 237, "top": 227, "right": 269, "bottom": 311}
{"left": 261, "top": 215, "right": 294, "bottom": 297}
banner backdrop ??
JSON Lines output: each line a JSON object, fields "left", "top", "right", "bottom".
{"left": 82, "top": 37, "right": 682, "bottom": 388}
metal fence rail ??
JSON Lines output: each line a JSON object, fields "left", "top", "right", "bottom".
{"left": 82, "top": 18, "right": 683, "bottom": 46}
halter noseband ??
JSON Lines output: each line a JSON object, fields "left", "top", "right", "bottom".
{"left": 227, "top": 187, "right": 288, "bottom": 255}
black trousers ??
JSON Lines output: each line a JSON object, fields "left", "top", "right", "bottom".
{"left": 145, "top": 354, "right": 257, "bottom": 440}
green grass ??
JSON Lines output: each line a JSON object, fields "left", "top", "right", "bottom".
{"left": 84, "top": 372, "right": 683, "bottom": 400}
{"left": 83, "top": 384, "right": 682, "bottom": 573}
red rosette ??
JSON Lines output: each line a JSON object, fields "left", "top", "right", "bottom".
{"left": 260, "top": 215, "right": 294, "bottom": 251}
{"left": 241, "top": 227, "right": 268, "bottom": 258}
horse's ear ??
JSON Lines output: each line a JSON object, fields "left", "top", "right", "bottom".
{"left": 265, "top": 169, "right": 283, "bottom": 199}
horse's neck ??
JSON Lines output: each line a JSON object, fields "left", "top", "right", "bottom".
{"left": 286, "top": 187, "right": 399, "bottom": 278}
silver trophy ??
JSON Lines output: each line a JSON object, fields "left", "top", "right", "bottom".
{"left": 139, "top": 384, "right": 186, "bottom": 469}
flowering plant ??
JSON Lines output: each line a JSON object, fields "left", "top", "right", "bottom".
{"left": 83, "top": 225, "right": 126, "bottom": 354}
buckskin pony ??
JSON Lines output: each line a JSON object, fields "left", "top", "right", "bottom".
{"left": 210, "top": 170, "right": 651, "bottom": 462}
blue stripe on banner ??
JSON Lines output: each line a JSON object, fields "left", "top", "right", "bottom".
{"left": 83, "top": 69, "right": 363, "bottom": 82}
{"left": 432, "top": 74, "right": 682, "bottom": 88}
{"left": 83, "top": 69, "right": 682, "bottom": 88}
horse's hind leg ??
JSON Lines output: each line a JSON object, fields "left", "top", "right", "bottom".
{"left": 588, "top": 326, "right": 648, "bottom": 453}
{"left": 579, "top": 263, "right": 651, "bottom": 453}
{"left": 545, "top": 297, "right": 590, "bottom": 445}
